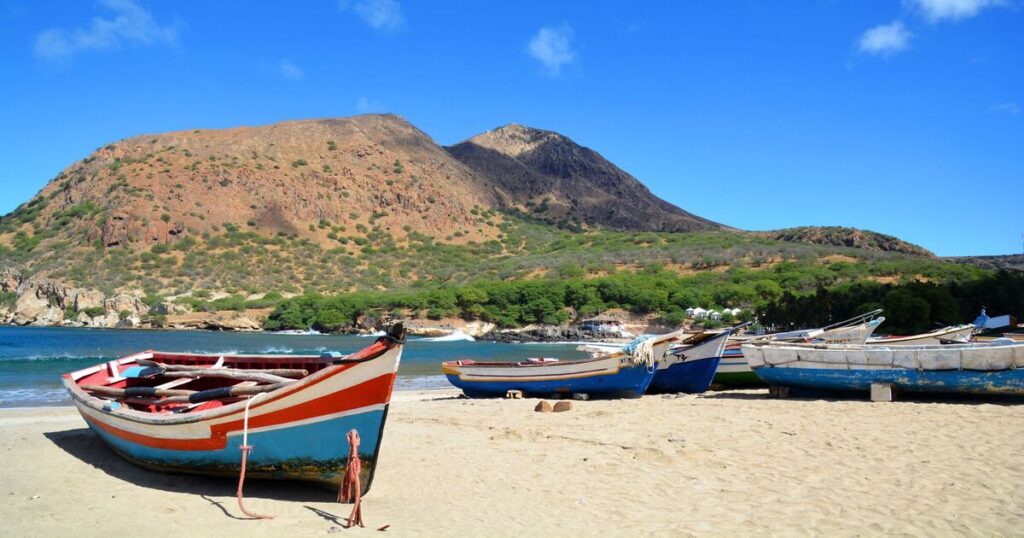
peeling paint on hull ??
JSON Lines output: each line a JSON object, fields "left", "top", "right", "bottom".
{"left": 754, "top": 367, "right": 1024, "bottom": 395}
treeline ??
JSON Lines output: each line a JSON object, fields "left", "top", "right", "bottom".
{"left": 264, "top": 267, "right": 1024, "bottom": 334}
{"left": 758, "top": 270, "right": 1024, "bottom": 334}
{"left": 265, "top": 268, "right": 762, "bottom": 332}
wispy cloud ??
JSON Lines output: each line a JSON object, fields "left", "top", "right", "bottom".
{"left": 527, "top": 24, "right": 576, "bottom": 76}
{"left": 355, "top": 97, "right": 386, "bottom": 114}
{"left": 857, "top": 20, "right": 913, "bottom": 56}
{"left": 991, "top": 102, "right": 1020, "bottom": 116}
{"left": 904, "top": 0, "right": 1004, "bottom": 22}
{"left": 339, "top": 0, "right": 403, "bottom": 31}
{"left": 34, "top": 0, "right": 177, "bottom": 60}
{"left": 278, "top": 59, "right": 304, "bottom": 80}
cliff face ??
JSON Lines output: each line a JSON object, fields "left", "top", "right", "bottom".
{"left": 447, "top": 124, "right": 724, "bottom": 232}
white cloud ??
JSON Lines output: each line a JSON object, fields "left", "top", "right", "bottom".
{"left": 991, "top": 102, "right": 1020, "bottom": 116}
{"left": 279, "top": 59, "right": 304, "bottom": 80}
{"left": 904, "top": 0, "right": 1003, "bottom": 22}
{"left": 339, "top": 0, "right": 403, "bottom": 31}
{"left": 355, "top": 97, "right": 386, "bottom": 114}
{"left": 527, "top": 24, "right": 576, "bottom": 76}
{"left": 858, "top": 20, "right": 913, "bottom": 56}
{"left": 34, "top": 0, "right": 177, "bottom": 59}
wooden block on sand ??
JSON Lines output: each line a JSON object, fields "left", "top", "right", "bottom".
{"left": 535, "top": 401, "right": 553, "bottom": 413}
{"left": 552, "top": 401, "right": 573, "bottom": 413}
{"left": 506, "top": 390, "right": 523, "bottom": 399}
{"left": 870, "top": 383, "right": 896, "bottom": 402}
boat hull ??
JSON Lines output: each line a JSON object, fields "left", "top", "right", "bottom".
{"left": 712, "top": 348, "right": 763, "bottom": 388}
{"left": 79, "top": 403, "right": 389, "bottom": 489}
{"left": 754, "top": 366, "right": 1024, "bottom": 395}
{"left": 64, "top": 340, "right": 403, "bottom": 493}
{"left": 745, "top": 340, "right": 1024, "bottom": 396}
{"left": 650, "top": 332, "right": 730, "bottom": 393}
{"left": 648, "top": 357, "right": 721, "bottom": 393}
{"left": 443, "top": 362, "right": 656, "bottom": 398}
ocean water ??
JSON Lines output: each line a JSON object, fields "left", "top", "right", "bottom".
{"left": 0, "top": 326, "right": 588, "bottom": 408}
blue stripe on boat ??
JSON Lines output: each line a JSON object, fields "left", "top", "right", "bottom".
{"left": 648, "top": 357, "right": 722, "bottom": 394}
{"left": 86, "top": 409, "right": 386, "bottom": 467}
{"left": 753, "top": 367, "right": 1024, "bottom": 395}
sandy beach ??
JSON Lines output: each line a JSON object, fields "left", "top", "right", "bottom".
{"left": 1, "top": 389, "right": 1022, "bottom": 537}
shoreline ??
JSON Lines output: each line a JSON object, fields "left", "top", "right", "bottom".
{"left": 2, "top": 389, "right": 1022, "bottom": 535}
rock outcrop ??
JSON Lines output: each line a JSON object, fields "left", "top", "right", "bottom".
{"left": 0, "top": 269, "right": 153, "bottom": 328}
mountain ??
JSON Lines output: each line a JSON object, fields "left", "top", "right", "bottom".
{"left": 1, "top": 114, "right": 976, "bottom": 330}
{"left": 447, "top": 124, "right": 723, "bottom": 232}
{"left": 756, "top": 227, "right": 933, "bottom": 257}
{"left": 0, "top": 114, "right": 504, "bottom": 252}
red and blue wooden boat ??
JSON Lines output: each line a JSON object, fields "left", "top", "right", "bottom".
{"left": 61, "top": 323, "right": 406, "bottom": 493}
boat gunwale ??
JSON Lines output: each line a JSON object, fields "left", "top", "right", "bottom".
{"left": 63, "top": 337, "right": 401, "bottom": 426}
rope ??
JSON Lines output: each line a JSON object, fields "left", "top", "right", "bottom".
{"left": 338, "top": 429, "right": 364, "bottom": 527}
{"left": 236, "top": 393, "right": 273, "bottom": 520}
{"left": 621, "top": 329, "right": 684, "bottom": 368}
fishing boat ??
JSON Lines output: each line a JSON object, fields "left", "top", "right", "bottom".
{"left": 62, "top": 323, "right": 407, "bottom": 493}
{"left": 866, "top": 324, "right": 974, "bottom": 345}
{"left": 647, "top": 325, "right": 740, "bottom": 393}
{"left": 442, "top": 331, "right": 683, "bottom": 398}
{"left": 743, "top": 338, "right": 1024, "bottom": 396}
{"left": 713, "top": 311, "right": 886, "bottom": 388}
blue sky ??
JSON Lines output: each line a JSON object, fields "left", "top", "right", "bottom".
{"left": 1, "top": 0, "right": 1021, "bottom": 256}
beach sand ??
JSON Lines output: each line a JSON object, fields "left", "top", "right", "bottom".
{"left": 1, "top": 389, "right": 1022, "bottom": 536}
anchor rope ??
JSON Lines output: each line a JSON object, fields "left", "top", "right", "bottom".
{"left": 236, "top": 393, "right": 273, "bottom": 520}
{"left": 338, "top": 429, "right": 364, "bottom": 528}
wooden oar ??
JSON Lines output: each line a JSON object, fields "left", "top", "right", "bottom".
{"left": 82, "top": 385, "right": 195, "bottom": 398}
{"left": 147, "top": 382, "right": 291, "bottom": 405}
{"left": 85, "top": 381, "right": 290, "bottom": 405}
{"left": 137, "top": 359, "right": 307, "bottom": 379}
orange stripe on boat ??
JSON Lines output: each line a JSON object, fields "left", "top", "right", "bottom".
{"left": 83, "top": 373, "right": 396, "bottom": 451}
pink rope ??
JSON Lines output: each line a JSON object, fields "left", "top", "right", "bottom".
{"left": 236, "top": 394, "right": 273, "bottom": 519}
{"left": 338, "top": 429, "right": 363, "bottom": 528}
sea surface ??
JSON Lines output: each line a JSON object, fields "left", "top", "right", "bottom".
{"left": 0, "top": 326, "right": 588, "bottom": 408}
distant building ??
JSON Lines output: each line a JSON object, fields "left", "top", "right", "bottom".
{"left": 709, "top": 310, "right": 722, "bottom": 321}
{"left": 578, "top": 314, "right": 631, "bottom": 337}
{"left": 689, "top": 307, "right": 708, "bottom": 319}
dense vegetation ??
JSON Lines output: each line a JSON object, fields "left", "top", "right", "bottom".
{"left": 4, "top": 199, "right": 1017, "bottom": 334}
{"left": 758, "top": 270, "right": 1024, "bottom": 334}
{"left": 0, "top": 209, "right": 987, "bottom": 297}
{"left": 263, "top": 264, "right": 1022, "bottom": 335}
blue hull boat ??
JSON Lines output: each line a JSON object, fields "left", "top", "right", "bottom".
{"left": 754, "top": 366, "right": 1024, "bottom": 395}
{"left": 744, "top": 339, "right": 1024, "bottom": 396}
{"left": 648, "top": 330, "right": 733, "bottom": 394}
{"left": 442, "top": 331, "right": 684, "bottom": 398}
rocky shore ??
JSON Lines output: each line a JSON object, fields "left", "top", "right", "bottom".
{"left": 0, "top": 268, "right": 265, "bottom": 331}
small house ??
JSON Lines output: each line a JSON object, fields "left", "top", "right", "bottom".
{"left": 578, "top": 314, "right": 629, "bottom": 336}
